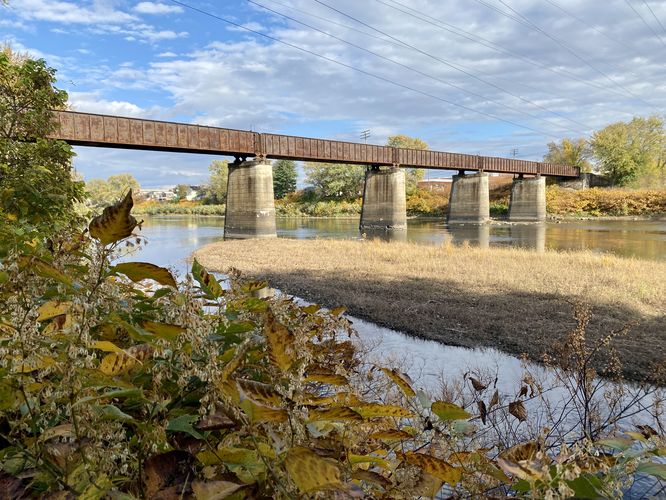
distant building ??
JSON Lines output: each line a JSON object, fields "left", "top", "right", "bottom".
{"left": 138, "top": 188, "right": 177, "bottom": 201}
{"left": 183, "top": 185, "right": 205, "bottom": 201}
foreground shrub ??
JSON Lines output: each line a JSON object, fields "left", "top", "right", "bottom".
{"left": 1, "top": 193, "right": 665, "bottom": 498}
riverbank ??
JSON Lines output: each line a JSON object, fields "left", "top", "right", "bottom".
{"left": 195, "top": 239, "right": 666, "bottom": 381}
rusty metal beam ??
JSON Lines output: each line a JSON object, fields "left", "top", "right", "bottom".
{"left": 50, "top": 110, "right": 579, "bottom": 177}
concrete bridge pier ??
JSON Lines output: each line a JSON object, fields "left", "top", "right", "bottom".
{"left": 508, "top": 175, "right": 546, "bottom": 222}
{"left": 359, "top": 166, "right": 407, "bottom": 233}
{"left": 224, "top": 158, "right": 277, "bottom": 240}
{"left": 447, "top": 172, "right": 490, "bottom": 224}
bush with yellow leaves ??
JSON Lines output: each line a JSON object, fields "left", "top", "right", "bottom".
{"left": 0, "top": 192, "right": 664, "bottom": 498}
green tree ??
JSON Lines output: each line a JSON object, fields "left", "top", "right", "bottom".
{"left": 86, "top": 173, "right": 140, "bottom": 209}
{"left": 387, "top": 134, "right": 428, "bottom": 194}
{"left": 204, "top": 159, "right": 228, "bottom": 204}
{"left": 303, "top": 162, "right": 365, "bottom": 200}
{"left": 0, "top": 47, "right": 84, "bottom": 230}
{"left": 544, "top": 138, "right": 592, "bottom": 173}
{"left": 273, "top": 159, "right": 297, "bottom": 199}
{"left": 174, "top": 183, "right": 189, "bottom": 200}
{"left": 590, "top": 116, "right": 666, "bottom": 186}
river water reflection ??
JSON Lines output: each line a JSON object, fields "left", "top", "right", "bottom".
{"left": 134, "top": 216, "right": 665, "bottom": 273}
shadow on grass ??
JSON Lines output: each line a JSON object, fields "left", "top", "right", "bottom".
{"left": 255, "top": 269, "right": 665, "bottom": 382}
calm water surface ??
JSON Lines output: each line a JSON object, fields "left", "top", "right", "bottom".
{"left": 133, "top": 216, "right": 666, "bottom": 274}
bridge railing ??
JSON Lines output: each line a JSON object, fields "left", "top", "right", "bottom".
{"left": 50, "top": 110, "right": 580, "bottom": 177}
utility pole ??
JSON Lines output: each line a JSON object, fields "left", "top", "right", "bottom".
{"left": 511, "top": 148, "right": 518, "bottom": 158}
{"left": 360, "top": 129, "right": 371, "bottom": 144}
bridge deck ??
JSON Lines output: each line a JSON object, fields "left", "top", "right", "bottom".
{"left": 50, "top": 110, "right": 579, "bottom": 177}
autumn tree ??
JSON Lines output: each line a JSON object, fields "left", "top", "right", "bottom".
{"left": 0, "top": 47, "right": 84, "bottom": 230}
{"left": 591, "top": 116, "right": 665, "bottom": 187}
{"left": 203, "top": 159, "right": 228, "bottom": 204}
{"left": 86, "top": 173, "right": 140, "bottom": 209}
{"left": 543, "top": 138, "right": 592, "bottom": 173}
{"left": 303, "top": 162, "right": 365, "bottom": 200}
{"left": 387, "top": 134, "right": 428, "bottom": 194}
{"left": 273, "top": 159, "right": 297, "bottom": 199}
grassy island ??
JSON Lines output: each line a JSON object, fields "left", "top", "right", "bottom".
{"left": 196, "top": 238, "right": 666, "bottom": 381}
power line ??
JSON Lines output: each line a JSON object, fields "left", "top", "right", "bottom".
{"left": 247, "top": 0, "right": 588, "bottom": 135}
{"left": 641, "top": 0, "right": 666, "bottom": 35}
{"left": 379, "top": 0, "right": 640, "bottom": 112}
{"left": 541, "top": 0, "right": 636, "bottom": 53}
{"left": 166, "top": 0, "right": 558, "bottom": 137}
{"left": 310, "top": 0, "right": 591, "bottom": 133}
{"left": 489, "top": 0, "right": 652, "bottom": 106}
{"left": 626, "top": 0, "right": 666, "bottom": 46}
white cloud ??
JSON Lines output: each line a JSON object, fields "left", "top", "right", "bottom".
{"left": 68, "top": 91, "right": 146, "bottom": 117}
{"left": 133, "top": 2, "right": 183, "bottom": 15}
{"left": 157, "top": 51, "right": 178, "bottom": 57}
{"left": 12, "top": 0, "right": 137, "bottom": 24}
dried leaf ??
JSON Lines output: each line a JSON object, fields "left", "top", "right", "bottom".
{"left": 237, "top": 379, "right": 282, "bottom": 408}
{"left": 489, "top": 389, "right": 499, "bottom": 408}
{"left": 403, "top": 452, "right": 462, "bottom": 485}
{"left": 351, "top": 469, "right": 392, "bottom": 489}
{"left": 636, "top": 424, "right": 658, "bottom": 439}
{"left": 477, "top": 400, "right": 487, "bottom": 425}
{"left": 264, "top": 312, "right": 295, "bottom": 371}
{"left": 469, "top": 376, "right": 487, "bottom": 392}
{"left": 431, "top": 401, "right": 471, "bottom": 421}
{"left": 89, "top": 190, "right": 138, "bottom": 245}
{"left": 284, "top": 447, "right": 341, "bottom": 493}
{"left": 369, "top": 429, "right": 414, "bottom": 441}
{"left": 192, "top": 480, "right": 243, "bottom": 500}
{"left": 354, "top": 404, "right": 414, "bottom": 418}
{"left": 519, "top": 386, "right": 528, "bottom": 398}
{"left": 497, "top": 442, "right": 545, "bottom": 480}
{"left": 380, "top": 367, "right": 416, "bottom": 397}
{"left": 308, "top": 407, "right": 363, "bottom": 422}
{"left": 113, "top": 262, "right": 177, "bottom": 288}
{"left": 509, "top": 401, "right": 527, "bottom": 422}
{"left": 142, "top": 451, "right": 194, "bottom": 498}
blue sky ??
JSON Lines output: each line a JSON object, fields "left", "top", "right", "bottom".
{"left": 2, "top": 0, "right": 665, "bottom": 187}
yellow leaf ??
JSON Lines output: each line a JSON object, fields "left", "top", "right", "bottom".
{"left": 403, "top": 452, "right": 462, "bottom": 485}
{"left": 308, "top": 407, "right": 363, "bottom": 422}
{"left": 497, "top": 442, "right": 546, "bottom": 481}
{"left": 37, "top": 301, "right": 72, "bottom": 321}
{"left": 98, "top": 344, "right": 152, "bottom": 376}
{"left": 264, "top": 313, "right": 295, "bottom": 371}
{"left": 17, "top": 355, "right": 56, "bottom": 373}
{"left": 113, "top": 262, "right": 177, "bottom": 288}
{"left": 431, "top": 401, "right": 471, "bottom": 421}
{"left": 369, "top": 429, "right": 414, "bottom": 441}
{"left": 305, "top": 369, "right": 348, "bottom": 386}
{"left": 141, "top": 320, "right": 185, "bottom": 341}
{"left": 239, "top": 400, "right": 288, "bottom": 423}
{"left": 354, "top": 404, "right": 414, "bottom": 418}
{"left": 192, "top": 480, "right": 243, "bottom": 500}
{"left": 284, "top": 447, "right": 341, "bottom": 493}
{"left": 237, "top": 379, "right": 282, "bottom": 408}
{"left": 348, "top": 453, "right": 390, "bottom": 469}
{"left": 20, "top": 256, "right": 72, "bottom": 286}
{"left": 380, "top": 368, "right": 416, "bottom": 397}
{"left": 329, "top": 307, "right": 346, "bottom": 317}
{"left": 89, "top": 190, "right": 138, "bottom": 245}
{"left": 91, "top": 340, "right": 124, "bottom": 353}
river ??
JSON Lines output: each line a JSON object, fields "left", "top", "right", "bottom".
{"left": 133, "top": 216, "right": 665, "bottom": 268}
{"left": 123, "top": 215, "right": 664, "bottom": 496}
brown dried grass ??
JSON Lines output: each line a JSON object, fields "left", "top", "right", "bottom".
{"left": 195, "top": 238, "right": 666, "bottom": 380}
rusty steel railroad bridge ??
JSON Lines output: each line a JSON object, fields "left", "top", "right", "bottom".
{"left": 51, "top": 110, "right": 580, "bottom": 239}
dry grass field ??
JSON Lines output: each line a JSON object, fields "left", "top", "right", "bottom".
{"left": 195, "top": 239, "right": 666, "bottom": 381}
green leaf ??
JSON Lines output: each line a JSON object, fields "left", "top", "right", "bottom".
{"left": 167, "top": 414, "right": 204, "bottom": 439}
{"left": 431, "top": 401, "right": 471, "bottom": 421}
{"left": 98, "top": 404, "right": 134, "bottom": 423}
{"left": 113, "top": 262, "right": 177, "bottom": 288}
{"left": 637, "top": 461, "right": 666, "bottom": 480}
{"left": 598, "top": 437, "right": 633, "bottom": 451}
{"left": 567, "top": 474, "right": 605, "bottom": 499}
{"left": 0, "top": 271, "right": 8, "bottom": 284}
{"left": 141, "top": 320, "right": 185, "bottom": 342}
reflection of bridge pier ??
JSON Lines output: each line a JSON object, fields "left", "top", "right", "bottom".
{"left": 224, "top": 159, "right": 277, "bottom": 239}
{"left": 447, "top": 223, "right": 490, "bottom": 248}
{"left": 509, "top": 223, "right": 546, "bottom": 252}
